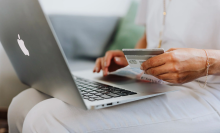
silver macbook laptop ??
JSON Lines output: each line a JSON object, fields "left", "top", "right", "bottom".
{"left": 0, "top": 0, "right": 178, "bottom": 110}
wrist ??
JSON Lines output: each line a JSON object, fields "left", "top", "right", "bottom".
{"left": 206, "top": 50, "right": 220, "bottom": 75}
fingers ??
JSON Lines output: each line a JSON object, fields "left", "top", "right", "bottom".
{"left": 104, "top": 50, "right": 125, "bottom": 68}
{"left": 101, "top": 58, "right": 108, "bottom": 76}
{"left": 94, "top": 50, "right": 126, "bottom": 75}
{"left": 155, "top": 72, "right": 196, "bottom": 84}
{"left": 140, "top": 48, "right": 180, "bottom": 71}
{"left": 93, "top": 58, "right": 102, "bottom": 73}
{"left": 155, "top": 73, "right": 183, "bottom": 84}
{"left": 93, "top": 57, "right": 109, "bottom": 76}
{"left": 114, "top": 57, "right": 129, "bottom": 66}
{"left": 141, "top": 52, "right": 170, "bottom": 70}
{"left": 166, "top": 48, "right": 178, "bottom": 52}
{"left": 145, "top": 63, "right": 174, "bottom": 76}
{"left": 156, "top": 73, "right": 176, "bottom": 80}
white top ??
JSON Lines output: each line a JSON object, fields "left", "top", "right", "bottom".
{"left": 136, "top": 0, "right": 220, "bottom": 84}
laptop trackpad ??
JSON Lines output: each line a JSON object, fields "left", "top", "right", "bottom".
{"left": 72, "top": 70, "right": 176, "bottom": 94}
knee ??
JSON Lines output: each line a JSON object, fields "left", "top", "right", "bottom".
{"left": 22, "top": 98, "right": 69, "bottom": 133}
{"left": 8, "top": 88, "right": 51, "bottom": 133}
{"left": 8, "top": 88, "right": 36, "bottom": 133}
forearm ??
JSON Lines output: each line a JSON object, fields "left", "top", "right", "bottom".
{"left": 135, "top": 32, "right": 147, "bottom": 49}
{"left": 206, "top": 50, "right": 220, "bottom": 75}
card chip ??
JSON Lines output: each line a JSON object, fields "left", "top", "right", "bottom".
{"left": 129, "top": 60, "right": 137, "bottom": 64}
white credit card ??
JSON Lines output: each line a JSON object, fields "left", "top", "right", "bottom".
{"left": 122, "top": 48, "right": 164, "bottom": 68}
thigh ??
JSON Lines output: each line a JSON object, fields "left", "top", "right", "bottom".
{"left": 23, "top": 84, "right": 220, "bottom": 133}
{"left": 8, "top": 88, "right": 52, "bottom": 133}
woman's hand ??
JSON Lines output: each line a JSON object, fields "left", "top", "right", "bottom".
{"left": 141, "top": 48, "right": 210, "bottom": 84}
{"left": 93, "top": 50, "right": 128, "bottom": 76}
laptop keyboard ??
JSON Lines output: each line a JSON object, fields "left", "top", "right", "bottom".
{"left": 75, "top": 77, "right": 137, "bottom": 102}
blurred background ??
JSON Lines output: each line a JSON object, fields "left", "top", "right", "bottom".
{"left": 0, "top": 0, "right": 144, "bottom": 132}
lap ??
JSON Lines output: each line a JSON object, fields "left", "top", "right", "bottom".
{"left": 8, "top": 88, "right": 52, "bottom": 133}
{"left": 22, "top": 82, "right": 220, "bottom": 133}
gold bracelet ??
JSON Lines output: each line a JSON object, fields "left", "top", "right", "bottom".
{"left": 199, "top": 49, "right": 210, "bottom": 88}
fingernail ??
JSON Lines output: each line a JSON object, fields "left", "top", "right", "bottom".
{"left": 103, "top": 71, "right": 107, "bottom": 76}
{"left": 140, "top": 66, "right": 143, "bottom": 70}
{"left": 96, "top": 67, "right": 99, "bottom": 72}
{"left": 104, "top": 70, "right": 109, "bottom": 75}
{"left": 115, "top": 57, "right": 120, "bottom": 62}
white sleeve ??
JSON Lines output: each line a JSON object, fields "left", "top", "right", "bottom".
{"left": 135, "top": 0, "right": 147, "bottom": 26}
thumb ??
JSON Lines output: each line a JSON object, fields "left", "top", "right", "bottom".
{"left": 166, "top": 48, "right": 178, "bottom": 52}
{"left": 114, "top": 57, "right": 128, "bottom": 66}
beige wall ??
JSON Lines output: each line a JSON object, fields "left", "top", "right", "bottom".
{"left": 0, "top": 44, "right": 28, "bottom": 108}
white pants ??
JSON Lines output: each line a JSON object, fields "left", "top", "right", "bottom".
{"left": 8, "top": 81, "right": 220, "bottom": 133}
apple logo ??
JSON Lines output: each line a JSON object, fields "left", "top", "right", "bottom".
{"left": 17, "top": 34, "right": 29, "bottom": 56}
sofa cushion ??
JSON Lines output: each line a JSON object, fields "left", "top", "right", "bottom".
{"left": 107, "top": 1, "right": 145, "bottom": 51}
{"left": 67, "top": 59, "right": 95, "bottom": 72}
{"left": 49, "top": 15, "right": 119, "bottom": 59}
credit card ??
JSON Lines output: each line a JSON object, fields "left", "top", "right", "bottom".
{"left": 122, "top": 48, "right": 164, "bottom": 68}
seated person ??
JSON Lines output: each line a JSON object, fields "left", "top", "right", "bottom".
{"left": 8, "top": 0, "right": 220, "bottom": 133}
